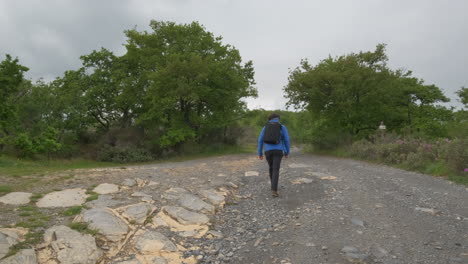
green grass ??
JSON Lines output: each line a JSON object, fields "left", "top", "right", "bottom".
{"left": 68, "top": 222, "right": 99, "bottom": 235}
{"left": 0, "top": 155, "right": 117, "bottom": 177}
{"left": 61, "top": 206, "right": 83, "bottom": 216}
{"left": 85, "top": 192, "right": 99, "bottom": 202}
{"left": 0, "top": 185, "right": 12, "bottom": 194}
{"left": 0, "top": 145, "right": 255, "bottom": 178}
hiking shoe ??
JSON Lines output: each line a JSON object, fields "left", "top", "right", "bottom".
{"left": 272, "top": 191, "right": 279, "bottom": 197}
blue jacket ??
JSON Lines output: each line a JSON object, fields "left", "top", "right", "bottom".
{"left": 257, "top": 118, "right": 290, "bottom": 156}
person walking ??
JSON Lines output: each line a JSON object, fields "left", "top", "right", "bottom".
{"left": 257, "top": 113, "right": 290, "bottom": 197}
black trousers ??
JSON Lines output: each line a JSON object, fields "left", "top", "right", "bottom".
{"left": 265, "top": 150, "right": 283, "bottom": 191}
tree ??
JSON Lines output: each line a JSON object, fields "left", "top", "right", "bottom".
{"left": 457, "top": 87, "right": 468, "bottom": 107}
{"left": 0, "top": 55, "right": 29, "bottom": 146}
{"left": 284, "top": 44, "right": 451, "bottom": 147}
{"left": 124, "top": 21, "right": 257, "bottom": 148}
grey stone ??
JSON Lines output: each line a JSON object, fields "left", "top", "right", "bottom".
{"left": 85, "top": 194, "right": 124, "bottom": 208}
{"left": 134, "top": 230, "right": 177, "bottom": 254}
{"left": 0, "top": 249, "right": 37, "bottom": 264}
{"left": 82, "top": 208, "right": 129, "bottom": 242}
{"left": 200, "top": 189, "right": 225, "bottom": 205}
{"left": 119, "top": 203, "right": 156, "bottom": 224}
{"left": 36, "top": 188, "right": 87, "bottom": 208}
{"left": 93, "top": 183, "right": 119, "bottom": 194}
{"left": 41, "top": 225, "right": 102, "bottom": 264}
{"left": 0, "top": 192, "right": 32, "bottom": 205}
{"left": 178, "top": 193, "right": 215, "bottom": 213}
{"left": 162, "top": 206, "right": 210, "bottom": 225}
{"left": 121, "top": 178, "right": 137, "bottom": 187}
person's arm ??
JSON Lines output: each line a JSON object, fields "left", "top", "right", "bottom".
{"left": 257, "top": 127, "right": 265, "bottom": 159}
{"left": 282, "top": 126, "right": 290, "bottom": 156}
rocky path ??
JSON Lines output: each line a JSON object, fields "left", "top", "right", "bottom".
{"left": 0, "top": 152, "right": 467, "bottom": 263}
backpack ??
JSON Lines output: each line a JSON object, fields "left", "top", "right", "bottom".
{"left": 263, "top": 122, "right": 282, "bottom": 144}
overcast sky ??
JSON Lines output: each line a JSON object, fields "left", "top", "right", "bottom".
{"left": 1, "top": 0, "right": 467, "bottom": 109}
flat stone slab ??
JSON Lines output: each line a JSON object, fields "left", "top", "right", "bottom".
{"left": 0, "top": 192, "right": 32, "bottom": 205}
{"left": 93, "top": 183, "right": 119, "bottom": 194}
{"left": 178, "top": 193, "right": 215, "bottom": 213}
{"left": 162, "top": 206, "right": 209, "bottom": 225}
{"left": 39, "top": 225, "right": 102, "bottom": 264}
{"left": 36, "top": 188, "right": 87, "bottom": 208}
{"left": 244, "top": 171, "right": 259, "bottom": 177}
{"left": 118, "top": 203, "right": 156, "bottom": 224}
{"left": 133, "top": 230, "right": 177, "bottom": 254}
{"left": 82, "top": 208, "right": 129, "bottom": 242}
{"left": 199, "top": 189, "right": 225, "bottom": 205}
{"left": 85, "top": 194, "right": 125, "bottom": 208}
{"left": 0, "top": 249, "right": 37, "bottom": 264}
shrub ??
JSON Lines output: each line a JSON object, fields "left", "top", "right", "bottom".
{"left": 97, "top": 146, "right": 153, "bottom": 163}
{"left": 445, "top": 139, "right": 468, "bottom": 173}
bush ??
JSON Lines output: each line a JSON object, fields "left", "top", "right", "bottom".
{"left": 445, "top": 139, "right": 468, "bottom": 173}
{"left": 97, "top": 146, "right": 153, "bottom": 163}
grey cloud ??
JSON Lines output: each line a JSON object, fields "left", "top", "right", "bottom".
{"left": 1, "top": 0, "right": 466, "bottom": 109}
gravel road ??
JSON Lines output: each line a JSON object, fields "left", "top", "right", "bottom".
{"left": 208, "top": 152, "right": 468, "bottom": 264}
{"left": 1, "top": 150, "right": 467, "bottom": 264}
